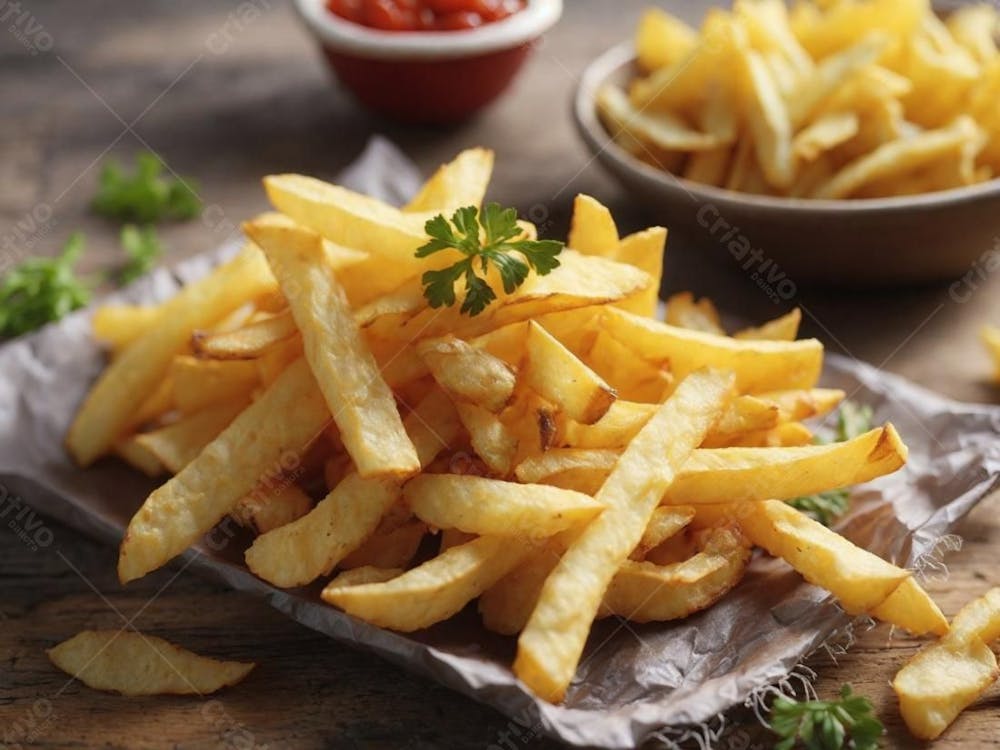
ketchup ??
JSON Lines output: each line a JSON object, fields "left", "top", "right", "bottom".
{"left": 327, "top": 0, "right": 526, "bottom": 31}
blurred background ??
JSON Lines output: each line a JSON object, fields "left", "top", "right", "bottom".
{"left": 1, "top": 0, "right": 996, "bottom": 403}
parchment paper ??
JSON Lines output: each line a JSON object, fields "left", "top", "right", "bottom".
{"left": 2, "top": 137, "right": 999, "bottom": 748}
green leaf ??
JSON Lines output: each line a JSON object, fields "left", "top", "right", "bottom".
{"left": 0, "top": 232, "right": 92, "bottom": 338}
{"left": 414, "top": 202, "right": 565, "bottom": 317}
{"left": 119, "top": 224, "right": 162, "bottom": 284}
{"left": 92, "top": 151, "right": 202, "bottom": 223}
{"left": 767, "top": 684, "right": 882, "bottom": 750}
{"left": 836, "top": 402, "right": 874, "bottom": 442}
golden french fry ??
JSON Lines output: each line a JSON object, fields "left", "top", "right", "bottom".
{"left": 245, "top": 390, "right": 460, "bottom": 588}
{"left": 600, "top": 527, "right": 751, "bottom": 621}
{"left": 631, "top": 506, "right": 696, "bottom": 560}
{"left": 733, "top": 309, "right": 802, "bottom": 341}
{"left": 454, "top": 401, "right": 518, "bottom": 475}
{"left": 981, "top": 325, "right": 1000, "bottom": 382}
{"left": 170, "top": 356, "right": 258, "bottom": 414}
{"left": 791, "top": 0, "right": 925, "bottom": 59}
{"left": 192, "top": 310, "right": 298, "bottom": 360}
{"left": 91, "top": 305, "right": 162, "bottom": 353}
{"left": 418, "top": 335, "right": 516, "bottom": 412}
{"left": 323, "top": 535, "right": 530, "bottom": 632}
{"left": 597, "top": 85, "right": 723, "bottom": 153}
{"left": 739, "top": 46, "right": 795, "bottom": 188}
{"left": 871, "top": 577, "right": 948, "bottom": 636}
{"left": 523, "top": 321, "right": 616, "bottom": 425}
{"left": 635, "top": 7, "right": 697, "bottom": 72}
{"left": 133, "top": 398, "right": 249, "bottom": 473}
{"left": 230, "top": 482, "right": 314, "bottom": 535}
{"left": 738, "top": 499, "right": 909, "bottom": 613}
{"left": 613, "top": 227, "right": 666, "bottom": 319}
{"left": 405, "top": 474, "right": 603, "bottom": 538}
{"left": 68, "top": 245, "right": 276, "bottom": 466}
{"left": 48, "top": 631, "right": 254, "bottom": 696}
{"left": 329, "top": 566, "right": 403, "bottom": 587}
{"left": 246, "top": 218, "right": 419, "bottom": 480}
{"left": 404, "top": 148, "right": 494, "bottom": 213}
{"left": 601, "top": 307, "right": 823, "bottom": 392}
{"left": 583, "top": 331, "right": 673, "bottom": 403}
{"left": 894, "top": 588, "right": 1000, "bottom": 740}
{"left": 793, "top": 112, "right": 860, "bottom": 161}
{"left": 117, "top": 358, "right": 328, "bottom": 584}
{"left": 514, "top": 369, "right": 733, "bottom": 702}
{"left": 114, "top": 436, "right": 166, "bottom": 478}
{"left": 340, "top": 519, "right": 426, "bottom": 570}
{"left": 664, "top": 292, "right": 725, "bottom": 334}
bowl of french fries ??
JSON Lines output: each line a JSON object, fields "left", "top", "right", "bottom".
{"left": 573, "top": 0, "right": 1000, "bottom": 285}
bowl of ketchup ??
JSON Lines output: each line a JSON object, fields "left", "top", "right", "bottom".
{"left": 294, "top": 0, "right": 562, "bottom": 123}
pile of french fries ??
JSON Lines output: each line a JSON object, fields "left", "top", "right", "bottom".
{"left": 62, "top": 148, "right": 952, "bottom": 711}
{"left": 599, "top": 0, "right": 1000, "bottom": 198}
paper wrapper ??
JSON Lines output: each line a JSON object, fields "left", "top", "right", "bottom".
{"left": 3, "top": 138, "right": 999, "bottom": 748}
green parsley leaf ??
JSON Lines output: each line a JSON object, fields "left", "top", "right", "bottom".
{"left": 119, "top": 224, "right": 162, "bottom": 284}
{"left": 0, "top": 232, "right": 92, "bottom": 338}
{"left": 416, "top": 203, "right": 564, "bottom": 317}
{"left": 787, "top": 400, "right": 874, "bottom": 526}
{"left": 770, "top": 684, "right": 883, "bottom": 750}
{"left": 92, "top": 152, "right": 202, "bottom": 223}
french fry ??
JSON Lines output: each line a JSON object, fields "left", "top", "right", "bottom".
{"left": 514, "top": 369, "right": 733, "bottom": 701}
{"left": 635, "top": 7, "right": 697, "bottom": 72}
{"left": 193, "top": 310, "right": 298, "bottom": 360}
{"left": 871, "top": 577, "right": 948, "bottom": 637}
{"left": 323, "top": 535, "right": 531, "bottom": 632}
{"left": 739, "top": 46, "right": 795, "bottom": 188}
{"left": 418, "top": 335, "right": 516, "bottom": 413}
{"left": 738, "top": 499, "right": 909, "bottom": 613}
{"left": 245, "top": 389, "right": 460, "bottom": 588}
{"left": 91, "top": 304, "right": 162, "bottom": 353}
{"left": 114, "top": 436, "right": 166, "bottom": 478}
{"left": 246, "top": 218, "right": 419, "bottom": 479}
{"left": 170, "top": 356, "right": 258, "bottom": 414}
{"left": 454, "top": 401, "right": 518, "bottom": 475}
{"left": 981, "top": 325, "right": 1000, "bottom": 382}
{"left": 405, "top": 475, "right": 603, "bottom": 538}
{"left": 523, "top": 321, "right": 616, "bottom": 425}
{"left": 733, "top": 308, "right": 802, "bottom": 341}
{"left": 631, "top": 506, "right": 696, "bottom": 560}
{"left": 601, "top": 307, "right": 823, "bottom": 392}
{"left": 404, "top": 148, "right": 494, "bottom": 213}
{"left": 67, "top": 245, "right": 276, "bottom": 466}
{"left": 230, "top": 482, "right": 314, "bottom": 535}
{"left": 48, "top": 631, "right": 254, "bottom": 696}
{"left": 664, "top": 292, "right": 725, "bottom": 334}
{"left": 339, "top": 519, "right": 426, "bottom": 570}
{"left": 133, "top": 398, "right": 249, "bottom": 473}
{"left": 117, "top": 358, "right": 328, "bottom": 583}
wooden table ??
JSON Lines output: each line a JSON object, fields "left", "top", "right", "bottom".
{"left": 2, "top": 1, "right": 999, "bottom": 747}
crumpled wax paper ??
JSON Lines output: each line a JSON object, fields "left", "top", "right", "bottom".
{"left": 2, "top": 137, "right": 999, "bottom": 748}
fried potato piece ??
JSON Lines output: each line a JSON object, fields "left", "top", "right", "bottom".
{"left": 246, "top": 218, "right": 419, "bottom": 480}
{"left": 114, "top": 436, "right": 166, "bottom": 478}
{"left": 68, "top": 245, "right": 276, "bottom": 466}
{"left": 601, "top": 307, "right": 823, "bottom": 392}
{"left": 738, "top": 499, "right": 909, "bottom": 613}
{"left": 514, "top": 369, "right": 733, "bottom": 702}
{"left": 894, "top": 588, "right": 1000, "bottom": 740}
{"left": 418, "top": 335, "right": 516, "bottom": 412}
{"left": 871, "top": 576, "right": 948, "bottom": 637}
{"left": 583, "top": 331, "right": 673, "bottom": 403}
{"left": 815, "top": 116, "right": 983, "bottom": 199}
{"left": 480, "top": 541, "right": 564, "bottom": 636}
{"left": 635, "top": 7, "right": 697, "bottom": 72}
{"left": 117, "top": 357, "right": 328, "bottom": 584}
{"left": 631, "top": 506, "right": 695, "bottom": 560}
{"left": 664, "top": 425, "right": 907, "bottom": 503}
{"left": 133, "top": 398, "right": 249, "bottom": 473}
{"left": 329, "top": 566, "right": 404, "bottom": 587}
{"left": 48, "top": 630, "right": 254, "bottom": 696}
{"left": 92, "top": 305, "right": 162, "bottom": 353}
{"left": 664, "top": 292, "right": 725, "bottom": 335}
{"left": 323, "top": 535, "right": 530, "bottom": 632}
{"left": 340, "top": 519, "right": 426, "bottom": 570}
{"left": 404, "top": 148, "right": 494, "bottom": 213}
{"left": 263, "top": 174, "right": 431, "bottom": 291}
{"left": 793, "top": 112, "right": 860, "bottom": 161}
{"left": 454, "top": 402, "right": 518, "bottom": 475}
{"left": 733, "top": 309, "right": 802, "bottom": 341}
{"left": 597, "top": 85, "right": 723, "bottom": 152}
{"left": 739, "top": 46, "right": 795, "bottom": 188}
{"left": 613, "top": 227, "right": 666, "bottom": 318}
{"left": 245, "top": 390, "right": 460, "bottom": 588}
{"left": 523, "top": 321, "right": 616, "bottom": 425}
{"left": 600, "top": 527, "right": 751, "bottom": 622}
{"left": 192, "top": 309, "right": 298, "bottom": 360}
{"left": 230, "top": 482, "right": 314, "bottom": 535}
{"left": 170, "top": 356, "right": 259, "bottom": 414}
{"left": 405, "top": 475, "right": 603, "bottom": 538}
{"left": 791, "top": 0, "right": 925, "bottom": 59}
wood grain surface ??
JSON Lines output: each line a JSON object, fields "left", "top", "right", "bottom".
{"left": 2, "top": 1, "right": 999, "bottom": 747}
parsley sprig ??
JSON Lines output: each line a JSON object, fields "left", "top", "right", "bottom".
{"left": 92, "top": 152, "right": 202, "bottom": 223}
{"left": 770, "top": 684, "right": 883, "bottom": 750}
{"left": 0, "top": 233, "right": 92, "bottom": 337}
{"left": 416, "top": 203, "right": 564, "bottom": 317}
{"left": 119, "top": 225, "right": 162, "bottom": 284}
{"left": 788, "top": 402, "right": 874, "bottom": 526}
